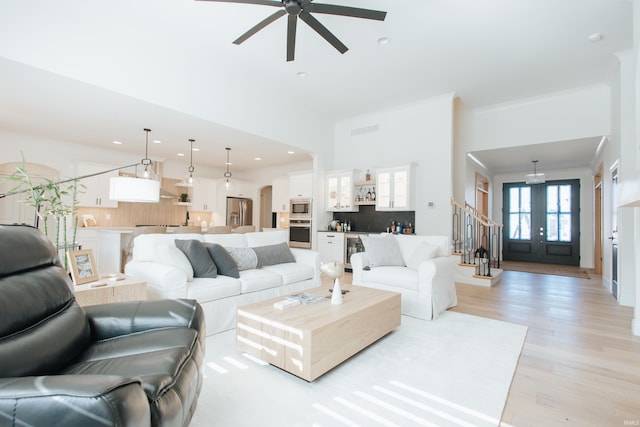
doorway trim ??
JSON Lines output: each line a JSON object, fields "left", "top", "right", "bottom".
{"left": 594, "top": 163, "right": 603, "bottom": 274}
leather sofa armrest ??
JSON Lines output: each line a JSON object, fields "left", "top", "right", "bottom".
{"left": 0, "top": 375, "right": 150, "bottom": 426}
{"left": 350, "top": 252, "right": 370, "bottom": 285}
{"left": 84, "top": 299, "right": 205, "bottom": 341}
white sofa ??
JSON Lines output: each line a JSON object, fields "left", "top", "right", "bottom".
{"left": 125, "top": 230, "right": 320, "bottom": 335}
{"left": 350, "top": 234, "right": 457, "bottom": 320}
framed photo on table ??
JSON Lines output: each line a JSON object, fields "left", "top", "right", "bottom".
{"left": 67, "top": 249, "right": 98, "bottom": 285}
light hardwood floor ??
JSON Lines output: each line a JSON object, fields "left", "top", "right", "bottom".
{"left": 330, "top": 270, "right": 640, "bottom": 426}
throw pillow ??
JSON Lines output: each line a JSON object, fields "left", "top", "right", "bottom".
{"left": 406, "top": 241, "right": 439, "bottom": 270}
{"left": 225, "top": 247, "right": 258, "bottom": 271}
{"left": 253, "top": 242, "right": 296, "bottom": 267}
{"left": 175, "top": 239, "right": 218, "bottom": 278}
{"left": 206, "top": 243, "right": 240, "bottom": 278}
{"left": 359, "top": 234, "right": 405, "bottom": 267}
{"left": 156, "top": 244, "right": 194, "bottom": 281}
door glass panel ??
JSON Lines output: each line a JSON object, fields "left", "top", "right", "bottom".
{"left": 508, "top": 186, "right": 531, "bottom": 240}
{"left": 547, "top": 186, "right": 558, "bottom": 213}
{"left": 546, "top": 184, "right": 572, "bottom": 242}
{"left": 327, "top": 177, "right": 338, "bottom": 210}
{"left": 394, "top": 170, "right": 408, "bottom": 207}
{"left": 377, "top": 172, "right": 391, "bottom": 207}
{"left": 338, "top": 176, "right": 350, "bottom": 207}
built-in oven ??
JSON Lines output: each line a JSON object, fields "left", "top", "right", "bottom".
{"left": 290, "top": 198, "right": 312, "bottom": 218}
{"left": 289, "top": 219, "right": 312, "bottom": 249}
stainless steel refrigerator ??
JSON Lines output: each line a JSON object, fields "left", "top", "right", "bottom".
{"left": 226, "top": 197, "right": 253, "bottom": 228}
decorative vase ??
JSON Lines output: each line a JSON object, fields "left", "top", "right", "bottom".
{"left": 331, "top": 278, "right": 343, "bottom": 305}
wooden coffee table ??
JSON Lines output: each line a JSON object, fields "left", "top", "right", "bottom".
{"left": 236, "top": 285, "right": 401, "bottom": 381}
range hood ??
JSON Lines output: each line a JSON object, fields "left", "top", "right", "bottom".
{"left": 132, "top": 161, "right": 179, "bottom": 199}
{"left": 160, "top": 188, "right": 179, "bottom": 199}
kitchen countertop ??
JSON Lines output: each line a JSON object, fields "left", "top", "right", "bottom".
{"left": 78, "top": 227, "right": 135, "bottom": 232}
{"left": 319, "top": 230, "right": 378, "bottom": 234}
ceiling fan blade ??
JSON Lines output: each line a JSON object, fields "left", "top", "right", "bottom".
{"left": 286, "top": 15, "right": 297, "bottom": 62}
{"left": 299, "top": 11, "right": 348, "bottom": 54}
{"left": 196, "top": 0, "right": 282, "bottom": 7}
{"left": 309, "top": 3, "right": 387, "bottom": 21}
{"left": 233, "top": 9, "right": 287, "bottom": 45}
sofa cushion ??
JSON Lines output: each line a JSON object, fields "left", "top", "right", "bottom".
{"left": 156, "top": 244, "right": 194, "bottom": 281}
{"left": 226, "top": 247, "right": 258, "bottom": 271}
{"left": 360, "top": 233, "right": 405, "bottom": 267}
{"left": 395, "top": 234, "right": 450, "bottom": 259}
{"left": 175, "top": 239, "right": 218, "bottom": 278}
{"left": 206, "top": 243, "right": 240, "bottom": 278}
{"left": 406, "top": 241, "right": 439, "bottom": 270}
{"left": 203, "top": 233, "right": 248, "bottom": 248}
{"left": 245, "top": 229, "right": 288, "bottom": 247}
{"left": 262, "top": 262, "right": 315, "bottom": 285}
{"left": 187, "top": 276, "right": 241, "bottom": 302}
{"left": 239, "top": 269, "right": 282, "bottom": 293}
{"left": 253, "top": 242, "right": 296, "bottom": 267}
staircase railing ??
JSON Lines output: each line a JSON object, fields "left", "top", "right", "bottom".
{"left": 450, "top": 198, "right": 503, "bottom": 277}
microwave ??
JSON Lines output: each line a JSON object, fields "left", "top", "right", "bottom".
{"left": 290, "top": 198, "right": 312, "bottom": 218}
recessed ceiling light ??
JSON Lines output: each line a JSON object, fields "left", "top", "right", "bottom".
{"left": 587, "top": 32, "right": 603, "bottom": 42}
{"left": 113, "top": 141, "right": 122, "bottom": 145}
{"left": 177, "top": 153, "right": 185, "bottom": 157}
{"left": 255, "top": 157, "right": 261, "bottom": 161}
{"left": 377, "top": 36, "right": 390, "bottom": 45}
{"left": 192, "top": 148, "right": 200, "bottom": 152}
{"left": 297, "top": 71, "right": 307, "bottom": 78}
{"left": 153, "top": 140, "right": 162, "bottom": 144}
{"left": 287, "top": 151, "right": 295, "bottom": 155}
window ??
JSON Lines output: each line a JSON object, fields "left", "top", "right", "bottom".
{"left": 508, "top": 186, "right": 531, "bottom": 240}
{"left": 546, "top": 184, "right": 572, "bottom": 242}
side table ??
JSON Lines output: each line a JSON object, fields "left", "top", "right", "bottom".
{"left": 74, "top": 275, "right": 147, "bottom": 306}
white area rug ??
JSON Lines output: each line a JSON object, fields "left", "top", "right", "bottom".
{"left": 191, "top": 311, "right": 527, "bottom": 427}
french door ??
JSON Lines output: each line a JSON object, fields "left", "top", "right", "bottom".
{"left": 503, "top": 179, "right": 580, "bottom": 266}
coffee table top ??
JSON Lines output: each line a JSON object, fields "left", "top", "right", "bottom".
{"left": 237, "top": 285, "right": 400, "bottom": 330}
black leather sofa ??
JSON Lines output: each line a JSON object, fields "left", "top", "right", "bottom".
{"left": 0, "top": 225, "right": 205, "bottom": 426}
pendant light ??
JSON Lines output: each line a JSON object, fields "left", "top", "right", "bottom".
{"left": 525, "top": 160, "right": 546, "bottom": 184}
{"left": 109, "top": 128, "right": 161, "bottom": 203}
{"left": 224, "top": 147, "right": 232, "bottom": 190}
{"left": 185, "top": 138, "right": 196, "bottom": 185}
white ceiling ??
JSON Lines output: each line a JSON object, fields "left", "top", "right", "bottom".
{"left": 0, "top": 0, "right": 632, "bottom": 173}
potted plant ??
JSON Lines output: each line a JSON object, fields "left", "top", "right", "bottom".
{"left": 2, "top": 155, "right": 84, "bottom": 269}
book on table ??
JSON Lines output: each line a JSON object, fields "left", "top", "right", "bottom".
{"left": 286, "top": 293, "right": 327, "bottom": 304}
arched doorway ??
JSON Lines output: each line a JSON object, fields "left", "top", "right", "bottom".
{"left": 259, "top": 185, "right": 273, "bottom": 231}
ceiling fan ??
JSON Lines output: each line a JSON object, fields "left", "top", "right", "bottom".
{"left": 196, "top": 0, "right": 387, "bottom": 61}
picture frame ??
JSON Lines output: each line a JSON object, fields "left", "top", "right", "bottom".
{"left": 67, "top": 249, "right": 99, "bottom": 285}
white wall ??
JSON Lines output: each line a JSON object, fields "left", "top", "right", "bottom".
{"left": 333, "top": 94, "right": 455, "bottom": 235}
{"left": 463, "top": 85, "right": 611, "bottom": 151}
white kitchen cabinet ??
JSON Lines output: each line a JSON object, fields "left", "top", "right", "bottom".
{"left": 76, "top": 162, "right": 119, "bottom": 208}
{"left": 77, "top": 228, "right": 132, "bottom": 274}
{"left": 375, "top": 164, "right": 416, "bottom": 211}
{"left": 191, "top": 178, "right": 217, "bottom": 211}
{"left": 272, "top": 176, "right": 290, "bottom": 212}
{"left": 317, "top": 232, "right": 345, "bottom": 264}
{"left": 222, "top": 179, "right": 253, "bottom": 198}
{"left": 0, "top": 176, "right": 36, "bottom": 225}
{"left": 289, "top": 172, "right": 312, "bottom": 199}
{"left": 326, "top": 170, "right": 357, "bottom": 212}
